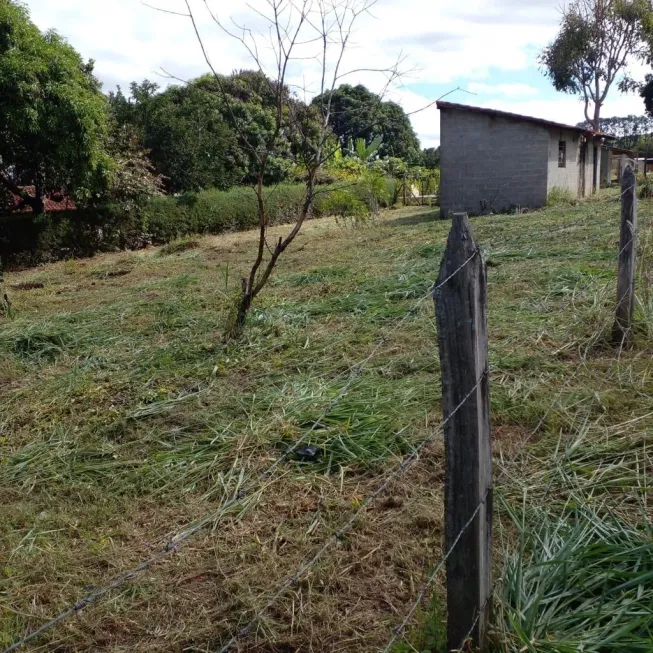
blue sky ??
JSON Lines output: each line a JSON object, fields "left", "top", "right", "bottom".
{"left": 25, "top": 0, "right": 650, "bottom": 147}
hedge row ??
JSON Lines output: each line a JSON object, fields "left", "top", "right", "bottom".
{"left": 1, "top": 178, "right": 396, "bottom": 269}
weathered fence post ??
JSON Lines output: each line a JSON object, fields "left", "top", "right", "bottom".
{"left": 434, "top": 213, "right": 492, "bottom": 652}
{"left": 612, "top": 164, "right": 637, "bottom": 346}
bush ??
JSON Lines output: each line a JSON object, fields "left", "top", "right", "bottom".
{"left": 0, "top": 205, "right": 146, "bottom": 269}
{"left": 1, "top": 178, "right": 396, "bottom": 269}
{"left": 158, "top": 238, "right": 201, "bottom": 256}
{"left": 639, "top": 176, "right": 653, "bottom": 199}
{"left": 547, "top": 186, "right": 577, "bottom": 206}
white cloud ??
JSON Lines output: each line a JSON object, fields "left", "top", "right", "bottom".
{"left": 467, "top": 83, "right": 539, "bottom": 98}
{"left": 23, "top": 0, "right": 650, "bottom": 148}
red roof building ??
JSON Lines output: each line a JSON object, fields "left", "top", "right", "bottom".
{"left": 5, "top": 186, "right": 76, "bottom": 213}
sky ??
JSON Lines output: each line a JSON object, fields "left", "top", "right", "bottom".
{"left": 25, "top": 0, "right": 652, "bottom": 148}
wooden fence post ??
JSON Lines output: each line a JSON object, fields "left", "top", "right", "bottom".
{"left": 613, "top": 164, "right": 637, "bottom": 346}
{"left": 433, "top": 213, "right": 492, "bottom": 652}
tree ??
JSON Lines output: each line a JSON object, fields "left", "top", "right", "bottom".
{"left": 312, "top": 84, "right": 420, "bottom": 162}
{"left": 540, "top": 0, "right": 653, "bottom": 130}
{"left": 0, "top": 1, "right": 111, "bottom": 214}
{"left": 422, "top": 146, "right": 440, "bottom": 169}
{"left": 577, "top": 114, "right": 653, "bottom": 149}
{"left": 156, "top": 0, "right": 403, "bottom": 336}
{"left": 100, "top": 124, "right": 165, "bottom": 212}
{"left": 107, "top": 80, "right": 160, "bottom": 138}
{"left": 108, "top": 72, "right": 302, "bottom": 193}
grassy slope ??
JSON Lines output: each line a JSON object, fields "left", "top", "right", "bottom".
{"left": 1, "top": 196, "right": 652, "bottom": 651}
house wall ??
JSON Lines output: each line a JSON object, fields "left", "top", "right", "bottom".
{"left": 546, "top": 128, "right": 581, "bottom": 194}
{"left": 600, "top": 148, "right": 611, "bottom": 187}
{"left": 439, "top": 109, "right": 549, "bottom": 216}
{"left": 546, "top": 129, "right": 600, "bottom": 198}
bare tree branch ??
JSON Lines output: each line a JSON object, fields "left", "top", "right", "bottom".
{"left": 149, "top": 0, "right": 410, "bottom": 337}
{"left": 141, "top": 1, "right": 190, "bottom": 17}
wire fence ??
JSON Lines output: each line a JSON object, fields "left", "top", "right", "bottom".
{"left": 382, "top": 174, "right": 644, "bottom": 652}
{"left": 4, "top": 189, "right": 643, "bottom": 653}
{"left": 218, "top": 371, "right": 487, "bottom": 652}
{"left": 381, "top": 357, "right": 587, "bottom": 651}
{"left": 2, "top": 249, "right": 479, "bottom": 653}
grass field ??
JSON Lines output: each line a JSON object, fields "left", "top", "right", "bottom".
{"left": 1, "top": 195, "right": 653, "bottom": 651}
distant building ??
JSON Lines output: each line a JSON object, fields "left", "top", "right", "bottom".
{"left": 609, "top": 147, "right": 635, "bottom": 183}
{"left": 3, "top": 186, "right": 75, "bottom": 214}
{"left": 635, "top": 157, "right": 653, "bottom": 176}
{"left": 436, "top": 102, "right": 616, "bottom": 217}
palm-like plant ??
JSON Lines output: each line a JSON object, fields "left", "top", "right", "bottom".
{"left": 347, "top": 135, "right": 383, "bottom": 163}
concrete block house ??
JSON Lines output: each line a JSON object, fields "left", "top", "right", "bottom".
{"left": 436, "top": 102, "right": 616, "bottom": 217}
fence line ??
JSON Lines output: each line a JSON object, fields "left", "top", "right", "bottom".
{"left": 381, "top": 276, "right": 596, "bottom": 651}
{"left": 218, "top": 371, "right": 488, "bottom": 653}
{"left": 8, "top": 193, "right": 631, "bottom": 652}
{"left": 2, "top": 251, "right": 479, "bottom": 653}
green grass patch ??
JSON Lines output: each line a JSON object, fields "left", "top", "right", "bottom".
{"left": 1, "top": 195, "right": 653, "bottom": 650}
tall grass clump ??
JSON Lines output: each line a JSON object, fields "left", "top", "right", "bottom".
{"left": 495, "top": 501, "right": 653, "bottom": 652}
{"left": 547, "top": 186, "right": 577, "bottom": 207}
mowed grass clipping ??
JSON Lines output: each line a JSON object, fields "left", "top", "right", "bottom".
{"left": 1, "top": 195, "right": 652, "bottom": 651}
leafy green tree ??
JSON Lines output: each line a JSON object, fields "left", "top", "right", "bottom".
{"left": 107, "top": 80, "right": 160, "bottom": 137}
{"left": 312, "top": 84, "right": 421, "bottom": 162}
{"left": 149, "top": 82, "right": 242, "bottom": 193}
{"left": 0, "top": 0, "right": 111, "bottom": 214}
{"left": 540, "top": 0, "right": 653, "bottom": 130}
{"left": 109, "top": 71, "right": 299, "bottom": 193}
{"left": 378, "top": 100, "right": 422, "bottom": 162}
{"left": 422, "top": 147, "right": 440, "bottom": 169}
{"left": 100, "top": 125, "right": 165, "bottom": 212}
{"left": 577, "top": 114, "right": 653, "bottom": 149}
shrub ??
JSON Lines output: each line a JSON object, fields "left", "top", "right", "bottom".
{"left": 1, "top": 179, "right": 396, "bottom": 269}
{"left": 638, "top": 176, "right": 653, "bottom": 199}
{"left": 547, "top": 186, "right": 577, "bottom": 206}
{"left": 315, "top": 189, "right": 367, "bottom": 217}
{"left": 158, "top": 238, "right": 201, "bottom": 256}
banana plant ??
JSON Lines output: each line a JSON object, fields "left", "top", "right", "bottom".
{"left": 346, "top": 135, "right": 383, "bottom": 163}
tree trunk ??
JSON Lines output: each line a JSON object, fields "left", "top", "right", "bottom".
{"left": 31, "top": 194, "right": 46, "bottom": 215}
{"left": 228, "top": 285, "right": 254, "bottom": 340}
{"left": 593, "top": 101, "right": 602, "bottom": 132}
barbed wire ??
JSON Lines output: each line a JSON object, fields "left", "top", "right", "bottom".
{"left": 482, "top": 216, "right": 618, "bottom": 251}
{"left": 1, "top": 249, "right": 480, "bottom": 653}
{"left": 218, "top": 370, "right": 488, "bottom": 652}
{"left": 381, "top": 336, "right": 591, "bottom": 651}
{"left": 380, "top": 487, "right": 491, "bottom": 653}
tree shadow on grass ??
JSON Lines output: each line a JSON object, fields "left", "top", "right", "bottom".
{"left": 387, "top": 209, "right": 441, "bottom": 226}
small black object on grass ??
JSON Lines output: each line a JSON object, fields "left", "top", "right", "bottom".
{"left": 10, "top": 282, "right": 45, "bottom": 290}
{"left": 293, "top": 445, "right": 322, "bottom": 462}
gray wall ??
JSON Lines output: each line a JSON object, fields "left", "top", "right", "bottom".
{"left": 439, "top": 109, "right": 549, "bottom": 216}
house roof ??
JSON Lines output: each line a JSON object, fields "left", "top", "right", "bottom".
{"left": 436, "top": 101, "right": 616, "bottom": 140}
{"left": 611, "top": 146, "right": 635, "bottom": 157}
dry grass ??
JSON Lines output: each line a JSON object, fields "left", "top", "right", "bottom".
{"left": 1, "top": 196, "right": 653, "bottom": 651}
